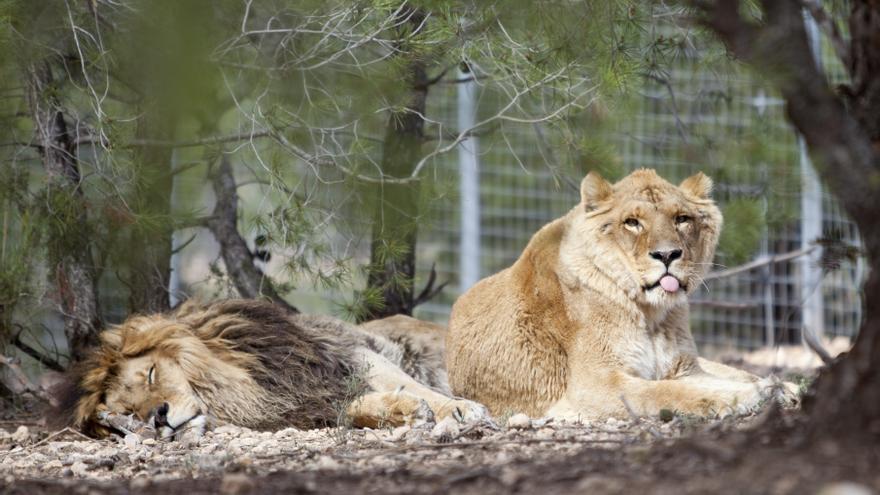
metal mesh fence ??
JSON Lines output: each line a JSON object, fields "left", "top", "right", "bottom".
{"left": 405, "top": 17, "right": 864, "bottom": 351}
{"left": 160, "top": 11, "right": 863, "bottom": 352}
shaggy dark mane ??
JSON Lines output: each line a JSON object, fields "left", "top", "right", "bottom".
{"left": 175, "top": 299, "right": 364, "bottom": 429}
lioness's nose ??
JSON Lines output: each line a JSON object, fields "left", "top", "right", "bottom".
{"left": 650, "top": 249, "right": 682, "bottom": 266}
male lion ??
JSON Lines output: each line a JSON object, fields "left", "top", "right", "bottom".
{"left": 58, "top": 299, "right": 487, "bottom": 438}
{"left": 447, "top": 169, "right": 796, "bottom": 420}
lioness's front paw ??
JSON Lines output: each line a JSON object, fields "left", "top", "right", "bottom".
{"left": 434, "top": 398, "right": 494, "bottom": 425}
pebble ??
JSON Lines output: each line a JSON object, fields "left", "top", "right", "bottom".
{"left": 70, "top": 461, "right": 89, "bottom": 477}
{"left": 390, "top": 425, "right": 411, "bottom": 441}
{"left": 816, "top": 482, "right": 874, "bottom": 495}
{"left": 11, "top": 426, "right": 29, "bottom": 444}
{"left": 506, "top": 413, "right": 532, "bottom": 430}
{"left": 220, "top": 473, "right": 254, "bottom": 495}
{"left": 123, "top": 433, "right": 141, "bottom": 450}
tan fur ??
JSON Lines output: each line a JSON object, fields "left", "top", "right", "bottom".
{"left": 448, "top": 169, "right": 797, "bottom": 419}
{"left": 58, "top": 300, "right": 488, "bottom": 437}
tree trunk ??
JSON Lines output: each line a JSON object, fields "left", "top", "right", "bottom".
{"left": 694, "top": 0, "right": 880, "bottom": 436}
{"left": 24, "top": 61, "right": 100, "bottom": 363}
{"left": 127, "top": 117, "right": 174, "bottom": 314}
{"left": 362, "top": 7, "right": 428, "bottom": 322}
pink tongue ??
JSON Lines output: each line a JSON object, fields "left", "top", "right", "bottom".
{"left": 659, "top": 275, "right": 680, "bottom": 293}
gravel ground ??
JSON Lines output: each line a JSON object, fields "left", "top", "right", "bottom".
{"left": 0, "top": 413, "right": 694, "bottom": 483}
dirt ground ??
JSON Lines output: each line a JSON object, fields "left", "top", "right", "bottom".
{"left": 1, "top": 353, "right": 877, "bottom": 494}
{"left": 1, "top": 407, "right": 878, "bottom": 494}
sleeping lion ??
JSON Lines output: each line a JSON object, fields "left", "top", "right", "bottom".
{"left": 447, "top": 169, "right": 798, "bottom": 420}
{"left": 58, "top": 299, "right": 488, "bottom": 438}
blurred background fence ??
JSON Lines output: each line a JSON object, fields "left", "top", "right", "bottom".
{"left": 389, "top": 13, "right": 863, "bottom": 351}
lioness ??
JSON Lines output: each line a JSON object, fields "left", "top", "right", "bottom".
{"left": 447, "top": 169, "right": 796, "bottom": 420}
{"left": 58, "top": 299, "right": 488, "bottom": 438}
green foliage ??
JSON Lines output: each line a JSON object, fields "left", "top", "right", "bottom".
{"left": 719, "top": 198, "right": 765, "bottom": 265}
{"left": 0, "top": 0, "right": 824, "bottom": 335}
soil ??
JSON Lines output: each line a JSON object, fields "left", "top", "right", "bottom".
{"left": 1, "top": 407, "right": 878, "bottom": 495}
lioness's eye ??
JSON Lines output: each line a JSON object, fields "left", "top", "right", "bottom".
{"left": 624, "top": 218, "right": 640, "bottom": 228}
{"left": 148, "top": 365, "right": 156, "bottom": 385}
{"left": 675, "top": 215, "right": 692, "bottom": 224}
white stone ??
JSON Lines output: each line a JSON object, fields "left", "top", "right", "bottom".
{"left": 70, "top": 461, "right": 89, "bottom": 477}
{"left": 390, "top": 425, "right": 411, "bottom": 441}
{"left": 11, "top": 426, "right": 29, "bottom": 444}
{"left": 123, "top": 433, "right": 141, "bottom": 450}
{"left": 506, "top": 413, "right": 532, "bottom": 429}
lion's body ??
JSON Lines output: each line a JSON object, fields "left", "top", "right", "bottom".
{"left": 448, "top": 169, "right": 794, "bottom": 419}
{"left": 61, "top": 300, "right": 487, "bottom": 437}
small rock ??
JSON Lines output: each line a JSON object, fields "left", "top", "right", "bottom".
{"left": 390, "top": 425, "right": 411, "bottom": 441}
{"left": 130, "top": 477, "right": 151, "bottom": 490}
{"left": 659, "top": 409, "right": 675, "bottom": 423}
{"left": 274, "top": 428, "right": 298, "bottom": 438}
{"left": 11, "top": 426, "right": 29, "bottom": 444}
{"left": 70, "top": 461, "right": 89, "bottom": 477}
{"left": 506, "top": 413, "right": 531, "bottom": 430}
{"left": 816, "top": 482, "right": 874, "bottom": 495}
{"left": 431, "top": 417, "right": 461, "bottom": 442}
{"left": 124, "top": 433, "right": 141, "bottom": 449}
{"left": 43, "top": 460, "right": 63, "bottom": 470}
{"left": 214, "top": 425, "right": 242, "bottom": 437}
{"left": 314, "top": 455, "right": 338, "bottom": 470}
{"left": 142, "top": 438, "right": 157, "bottom": 446}
{"left": 220, "top": 473, "right": 254, "bottom": 495}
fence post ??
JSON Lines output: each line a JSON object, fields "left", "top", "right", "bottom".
{"left": 458, "top": 66, "right": 481, "bottom": 291}
{"left": 799, "top": 8, "right": 825, "bottom": 343}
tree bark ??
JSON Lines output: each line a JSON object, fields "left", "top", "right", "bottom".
{"left": 24, "top": 61, "right": 100, "bottom": 363}
{"left": 693, "top": 0, "right": 880, "bottom": 435}
{"left": 207, "top": 156, "right": 298, "bottom": 313}
{"left": 362, "top": 6, "right": 428, "bottom": 322}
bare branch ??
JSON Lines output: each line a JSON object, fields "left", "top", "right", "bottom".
{"left": 12, "top": 329, "right": 66, "bottom": 372}
{"left": 702, "top": 246, "right": 817, "bottom": 281}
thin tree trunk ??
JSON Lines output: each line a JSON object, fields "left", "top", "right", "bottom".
{"left": 207, "top": 156, "right": 298, "bottom": 313}
{"left": 24, "top": 61, "right": 100, "bottom": 362}
{"left": 127, "top": 115, "right": 174, "bottom": 314}
{"left": 362, "top": 6, "right": 428, "bottom": 322}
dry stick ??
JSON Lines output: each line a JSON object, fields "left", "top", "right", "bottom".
{"left": 702, "top": 246, "right": 816, "bottom": 281}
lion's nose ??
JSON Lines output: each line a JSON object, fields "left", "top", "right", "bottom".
{"left": 151, "top": 402, "right": 170, "bottom": 427}
{"left": 650, "top": 249, "right": 682, "bottom": 266}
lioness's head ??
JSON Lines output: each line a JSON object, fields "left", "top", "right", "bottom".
{"left": 68, "top": 313, "right": 261, "bottom": 438}
{"left": 563, "top": 168, "right": 722, "bottom": 307}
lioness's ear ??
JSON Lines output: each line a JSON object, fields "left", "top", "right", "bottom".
{"left": 580, "top": 171, "right": 612, "bottom": 210}
{"left": 680, "top": 172, "right": 713, "bottom": 199}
